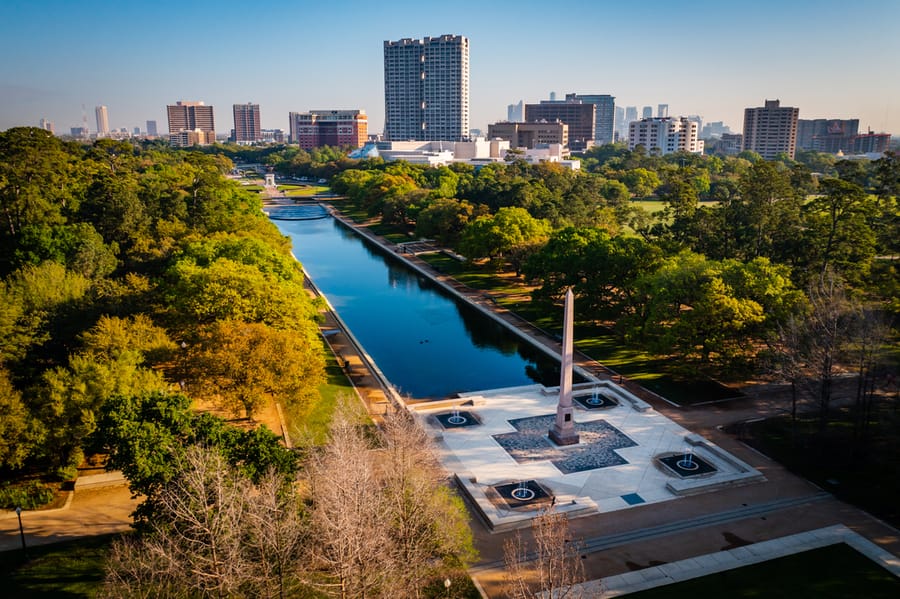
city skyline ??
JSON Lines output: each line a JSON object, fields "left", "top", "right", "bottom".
{"left": 2, "top": 0, "right": 899, "bottom": 138}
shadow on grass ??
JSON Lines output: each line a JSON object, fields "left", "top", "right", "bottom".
{"left": 0, "top": 534, "right": 117, "bottom": 598}
{"left": 626, "top": 543, "right": 900, "bottom": 599}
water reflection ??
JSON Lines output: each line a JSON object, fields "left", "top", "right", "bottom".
{"left": 274, "top": 217, "right": 566, "bottom": 399}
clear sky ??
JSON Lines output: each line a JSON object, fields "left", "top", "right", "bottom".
{"left": 2, "top": 0, "right": 899, "bottom": 136}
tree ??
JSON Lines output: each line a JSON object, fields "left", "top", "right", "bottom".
{"left": 619, "top": 168, "right": 660, "bottom": 197}
{"left": 103, "top": 447, "right": 308, "bottom": 599}
{"left": 96, "top": 391, "right": 297, "bottom": 525}
{"left": 460, "top": 207, "right": 551, "bottom": 265}
{"left": 504, "top": 508, "right": 585, "bottom": 599}
{"left": 379, "top": 411, "right": 476, "bottom": 597}
{"left": 803, "top": 178, "right": 875, "bottom": 282}
{"left": 306, "top": 403, "right": 475, "bottom": 599}
{"left": 415, "top": 198, "right": 483, "bottom": 245}
{"left": 0, "top": 367, "right": 33, "bottom": 470}
{"left": 306, "top": 407, "right": 388, "bottom": 598}
{"left": 729, "top": 160, "right": 802, "bottom": 261}
{"left": 189, "top": 320, "right": 324, "bottom": 420}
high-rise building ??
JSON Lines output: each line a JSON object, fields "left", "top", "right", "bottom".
{"left": 742, "top": 99, "right": 799, "bottom": 159}
{"left": 233, "top": 103, "right": 262, "bottom": 143}
{"left": 566, "top": 93, "right": 615, "bottom": 145}
{"left": 507, "top": 100, "right": 524, "bottom": 122}
{"left": 628, "top": 117, "right": 703, "bottom": 155}
{"left": 796, "top": 118, "right": 860, "bottom": 153}
{"left": 39, "top": 118, "right": 54, "bottom": 134}
{"left": 95, "top": 105, "right": 109, "bottom": 136}
{"left": 849, "top": 131, "right": 891, "bottom": 154}
{"left": 133, "top": 127, "right": 141, "bottom": 136}
{"left": 167, "top": 101, "right": 215, "bottom": 134}
{"left": 384, "top": 34, "right": 469, "bottom": 141}
{"left": 614, "top": 106, "right": 626, "bottom": 140}
{"left": 625, "top": 106, "right": 638, "bottom": 124}
{"left": 657, "top": 104, "right": 669, "bottom": 118}
{"left": 525, "top": 98, "right": 595, "bottom": 150}
{"left": 289, "top": 110, "right": 368, "bottom": 150}
{"left": 146, "top": 120, "right": 158, "bottom": 136}
{"left": 642, "top": 106, "right": 653, "bottom": 119}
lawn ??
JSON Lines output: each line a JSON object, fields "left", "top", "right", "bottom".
{"left": 283, "top": 186, "right": 329, "bottom": 197}
{"left": 285, "top": 351, "right": 363, "bottom": 445}
{"left": 0, "top": 534, "right": 113, "bottom": 598}
{"left": 735, "top": 405, "right": 900, "bottom": 528}
{"left": 626, "top": 543, "right": 900, "bottom": 598}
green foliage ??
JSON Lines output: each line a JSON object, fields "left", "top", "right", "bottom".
{"left": 0, "top": 480, "right": 56, "bottom": 509}
{"left": 460, "top": 206, "right": 551, "bottom": 262}
{"left": 95, "top": 391, "right": 297, "bottom": 524}
{"left": 189, "top": 319, "right": 325, "bottom": 419}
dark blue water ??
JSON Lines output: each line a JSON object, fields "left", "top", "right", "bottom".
{"left": 273, "top": 216, "right": 563, "bottom": 399}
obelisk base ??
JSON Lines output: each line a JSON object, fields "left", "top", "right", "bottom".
{"left": 549, "top": 410, "right": 580, "bottom": 446}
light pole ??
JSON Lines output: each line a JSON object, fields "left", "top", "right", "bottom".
{"left": 444, "top": 577, "right": 452, "bottom": 598}
{"left": 15, "top": 506, "right": 27, "bottom": 559}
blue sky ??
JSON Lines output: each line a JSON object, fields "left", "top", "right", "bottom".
{"left": 2, "top": 0, "right": 898, "bottom": 136}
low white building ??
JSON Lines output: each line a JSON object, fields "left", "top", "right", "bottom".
{"left": 628, "top": 117, "right": 703, "bottom": 155}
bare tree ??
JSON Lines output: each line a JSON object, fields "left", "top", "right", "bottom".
{"left": 243, "top": 470, "right": 309, "bottom": 599}
{"left": 379, "top": 410, "right": 476, "bottom": 598}
{"left": 504, "top": 508, "right": 586, "bottom": 599}
{"left": 104, "top": 447, "right": 311, "bottom": 599}
{"left": 306, "top": 408, "right": 390, "bottom": 598}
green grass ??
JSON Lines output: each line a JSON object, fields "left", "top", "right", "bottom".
{"left": 0, "top": 534, "right": 114, "bottom": 598}
{"left": 630, "top": 199, "right": 719, "bottom": 214}
{"left": 285, "top": 351, "right": 365, "bottom": 446}
{"left": 627, "top": 543, "right": 900, "bottom": 598}
{"left": 737, "top": 408, "right": 900, "bottom": 527}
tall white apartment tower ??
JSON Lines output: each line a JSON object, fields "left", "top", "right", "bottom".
{"left": 384, "top": 34, "right": 469, "bottom": 141}
{"left": 95, "top": 105, "right": 109, "bottom": 136}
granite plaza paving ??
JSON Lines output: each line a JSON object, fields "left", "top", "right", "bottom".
{"left": 414, "top": 380, "right": 764, "bottom": 532}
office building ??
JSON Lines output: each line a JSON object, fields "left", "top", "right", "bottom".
{"left": 233, "top": 103, "right": 262, "bottom": 143}
{"left": 146, "top": 120, "right": 158, "bottom": 136}
{"left": 169, "top": 130, "right": 216, "bottom": 147}
{"left": 383, "top": 34, "right": 469, "bottom": 141}
{"left": 95, "top": 105, "right": 109, "bottom": 136}
{"left": 796, "top": 118, "right": 860, "bottom": 153}
{"left": 700, "top": 121, "right": 732, "bottom": 139}
{"left": 657, "top": 104, "right": 669, "bottom": 118}
{"left": 487, "top": 120, "right": 568, "bottom": 149}
{"left": 525, "top": 98, "right": 595, "bottom": 150}
{"left": 133, "top": 127, "right": 141, "bottom": 136}
{"left": 167, "top": 101, "right": 215, "bottom": 136}
{"left": 507, "top": 100, "right": 524, "bottom": 122}
{"left": 567, "top": 93, "right": 615, "bottom": 145}
{"left": 289, "top": 110, "right": 368, "bottom": 150}
{"left": 849, "top": 131, "right": 891, "bottom": 154}
{"left": 39, "top": 118, "right": 54, "bottom": 134}
{"left": 642, "top": 106, "right": 653, "bottom": 119}
{"left": 69, "top": 127, "right": 89, "bottom": 138}
{"left": 718, "top": 133, "right": 744, "bottom": 156}
{"left": 628, "top": 117, "right": 703, "bottom": 155}
{"left": 742, "top": 99, "right": 799, "bottom": 159}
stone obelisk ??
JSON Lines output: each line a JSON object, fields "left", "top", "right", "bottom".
{"left": 549, "top": 289, "right": 579, "bottom": 446}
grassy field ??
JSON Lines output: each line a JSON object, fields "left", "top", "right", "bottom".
{"left": 283, "top": 185, "right": 329, "bottom": 197}
{"left": 736, "top": 405, "right": 900, "bottom": 528}
{"left": 630, "top": 198, "right": 719, "bottom": 214}
{"left": 0, "top": 535, "right": 113, "bottom": 598}
{"left": 627, "top": 543, "right": 900, "bottom": 598}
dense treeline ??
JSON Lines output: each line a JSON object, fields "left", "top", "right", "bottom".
{"left": 0, "top": 127, "right": 325, "bottom": 480}
{"left": 328, "top": 144, "right": 898, "bottom": 378}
